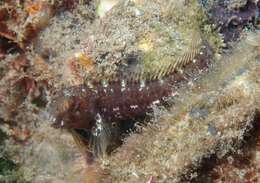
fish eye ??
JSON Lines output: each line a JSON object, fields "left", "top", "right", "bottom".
{"left": 111, "top": 122, "right": 117, "bottom": 128}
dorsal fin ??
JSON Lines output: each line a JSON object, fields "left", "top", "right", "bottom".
{"left": 85, "top": 32, "right": 203, "bottom": 87}
{"left": 124, "top": 32, "right": 202, "bottom": 83}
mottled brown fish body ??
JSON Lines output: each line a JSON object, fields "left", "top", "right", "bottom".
{"left": 48, "top": 40, "right": 212, "bottom": 155}
{"left": 97, "top": 42, "right": 212, "bottom": 124}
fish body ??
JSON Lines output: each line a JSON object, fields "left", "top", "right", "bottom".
{"left": 48, "top": 38, "right": 213, "bottom": 156}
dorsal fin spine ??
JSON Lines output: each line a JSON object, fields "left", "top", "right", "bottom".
{"left": 88, "top": 33, "right": 203, "bottom": 87}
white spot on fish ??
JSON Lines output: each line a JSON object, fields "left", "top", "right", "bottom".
{"left": 113, "top": 107, "right": 120, "bottom": 111}
{"left": 139, "top": 80, "right": 145, "bottom": 91}
{"left": 152, "top": 100, "right": 160, "bottom": 105}
{"left": 102, "top": 80, "right": 108, "bottom": 88}
{"left": 159, "top": 79, "right": 164, "bottom": 85}
{"left": 115, "top": 112, "right": 122, "bottom": 118}
{"left": 121, "top": 80, "right": 126, "bottom": 91}
{"left": 162, "top": 96, "right": 168, "bottom": 101}
{"left": 130, "top": 105, "right": 139, "bottom": 109}
{"left": 121, "top": 79, "right": 126, "bottom": 87}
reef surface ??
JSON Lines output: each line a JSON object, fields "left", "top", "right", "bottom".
{"left": 0, "top": 0, "right": 259, "bottom": 183}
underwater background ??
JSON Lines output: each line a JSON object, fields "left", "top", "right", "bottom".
{"left": 0, "top": 0, "right": 259, "bottom": 182}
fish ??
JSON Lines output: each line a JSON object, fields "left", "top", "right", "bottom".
{"left": 47, "top": 32, "right": 213, "bottom": 157}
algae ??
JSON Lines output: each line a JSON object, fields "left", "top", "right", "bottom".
{"left": 0, "top": 0, "right": 259, "bottom": 182}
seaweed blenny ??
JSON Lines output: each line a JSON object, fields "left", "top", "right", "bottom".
{"left": 46, "top": 1, "right": 218, "bottom": 159}
{"left": 47, "top": 35, "right": 213, "bottom": 158}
